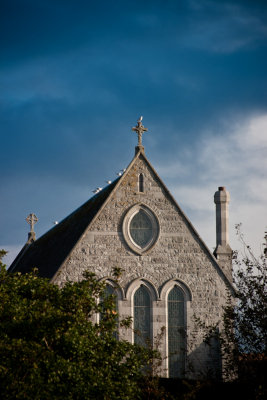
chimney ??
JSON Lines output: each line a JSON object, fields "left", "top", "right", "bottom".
{"left": 213, "top": 187, "right": 232, "bottom": 280}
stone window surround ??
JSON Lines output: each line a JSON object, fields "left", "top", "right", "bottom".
{"left": 160, "top": 280, "right": 192, "bottom": 376}
{"left": 122, "top": 203, "right": 160, "bottom": 255}
{"left": 97, "top": 277, "right": 192, "bottom": 377}
{"left": 126, "top": 278, "right": 157, "bottom": 344}
{"left": 120, "top": 277, "right": 192, "bottom": 377}
{"left": 98, "top": 277, "right": 192, "bottom": 306}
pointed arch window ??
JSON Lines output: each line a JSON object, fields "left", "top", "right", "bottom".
{"left": 104, "top": 284, "right": 115, "bottom": 298}
{"left": 138, "top": 173, "right": 144, "bottom": 192}
{"left": 100, "top": 284, "right": 117, "bottom": 317}
{"left": 100, "top": 284, "right": 118, "bottom": 338}
{"left": 168, "top": 286, "right": 185, "bottom": 377}
{"left": 134, "top": 285, "right": 151, "bottom": 346}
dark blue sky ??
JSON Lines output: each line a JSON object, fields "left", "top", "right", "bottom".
{"left": 1, "top": 0, "right": 267, "bottom": 264}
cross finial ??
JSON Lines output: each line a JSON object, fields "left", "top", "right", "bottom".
{"left": 132, "top": 116, "right": 148, "bottom": 148}
{"left": 26, "top": 213, "right": 38, "bottom": 235}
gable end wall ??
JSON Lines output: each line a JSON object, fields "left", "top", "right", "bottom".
{"left": 54, "top": 155, "right": 230, "bottom": 379}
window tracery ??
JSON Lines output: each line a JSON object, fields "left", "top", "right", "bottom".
{"left": 122, "top": 204, "right": 159, "bottom": 254}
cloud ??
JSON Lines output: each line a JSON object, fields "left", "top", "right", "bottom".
{"left": 1, "top": 0, "right": 266, "bottom": 268}
{"left": 184, "top": 1, "right": 267, "bottom": 53}
{"left": 3, "top": 113, "right": 267, "bottom": 267}
{"left": 158, "top": 113, "right": 267, "bottom": 256}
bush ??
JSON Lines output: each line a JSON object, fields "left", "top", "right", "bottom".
{"left": 0, "top": 252, "right": 157, "bottom": 400}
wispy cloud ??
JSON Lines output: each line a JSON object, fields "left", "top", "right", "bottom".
{"left": 158, "top": 113, "right": 267, "bottom": 256}
{"left": 1, "top": 0, "right": 266, "bottom": 268}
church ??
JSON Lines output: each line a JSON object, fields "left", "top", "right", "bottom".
{"left": 10, "top": 118, "right": 234, "bottom": 379}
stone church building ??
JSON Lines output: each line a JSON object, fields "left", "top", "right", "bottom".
{"left": 10, "top": 118, "right": 234, "bottom": 379}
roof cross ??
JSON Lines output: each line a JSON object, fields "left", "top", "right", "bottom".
{"left": 26, "top": 213, "right": 38, "bottom": 232}
{"left": 132, "top": 116, "right": 148, "bottom": 147}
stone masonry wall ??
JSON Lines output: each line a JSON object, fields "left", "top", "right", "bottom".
{"left": 53, "top": 153, "right": 231, "bottom": 379}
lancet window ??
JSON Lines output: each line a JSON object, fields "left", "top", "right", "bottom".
{"left": 100, "top": 284, "right": 118, "bottom": 338}
{"left": 168, "top": 286, "right": 185, "bottom": 377}
{"left": 134, "top": 285, "right": 151, "bottom": 346}
{"left": 138, "top": 173, "right": 144, "bottom": 192}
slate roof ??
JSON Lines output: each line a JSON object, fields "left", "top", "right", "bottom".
{"left": 9, "top": 178, "right": 120, "bottom": 279}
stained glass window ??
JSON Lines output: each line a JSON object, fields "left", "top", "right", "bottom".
{"left": 134, "top": 285, "right": 150, "bottom": 346}
{"left": 100, "top": 284, "right": 118, "bottom": 339}
{"left": 130, "top": 210, "right": 153, "bottom": 248}
{"left": 168, "top": 286, "right": 185, "bottom": 377}
{"left": 122, "top": 204, "right": 159, "bottom": 254}
{"left": 104, "top": 284, "right": 115, "bottom": 298}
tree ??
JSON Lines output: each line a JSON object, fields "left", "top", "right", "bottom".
{"left": 230, "top": 225, "right": 267, "bottom": 355}
{"left": 0, "top": 252, "right": 158, "bottom": 400}
{"left": 201, "top": 226, "right": 267, "bottom": 397}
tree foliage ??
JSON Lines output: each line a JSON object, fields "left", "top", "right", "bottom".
{"left": 201, "top": 226, "right": 267, "bottom": 397}
{"left": 0, "top": 252, "right": 157, "bottom": 400}
{"left": 230, "top": 225, "right": 267, "bottom": 356}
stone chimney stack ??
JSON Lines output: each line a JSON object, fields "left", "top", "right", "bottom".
{"left": 214, "top": 187, "right": 232, "bottom": 281}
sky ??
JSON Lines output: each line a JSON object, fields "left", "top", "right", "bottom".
{"left": 1, "top": 0, "right": 267, "bottom": 267}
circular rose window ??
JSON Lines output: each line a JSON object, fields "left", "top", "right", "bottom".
{"left": 122, "top": 204, "right": 159, "bottom": 254}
